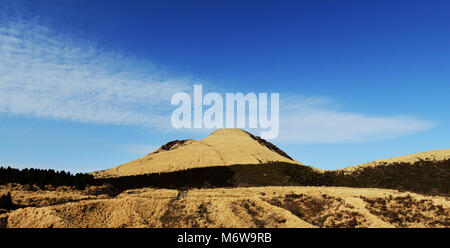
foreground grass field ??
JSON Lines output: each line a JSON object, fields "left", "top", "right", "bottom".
{"left": 1, "top": 185, "right": 448, "bottom": 228}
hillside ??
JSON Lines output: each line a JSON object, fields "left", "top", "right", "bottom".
{"left": 325, "top": 149, "right": 450, "bottom": 195}
{"left": 91, "top": 131, "right": 449, "bottom": 195}
{"left": 339, "top": 149, "right": 450, "bottom": 173}
{"left": 93, "top": 129, "right": 303, "bottom": 178}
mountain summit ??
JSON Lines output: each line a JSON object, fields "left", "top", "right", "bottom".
{"left": 94, "top": 129, "right": 301, "bottom": 177}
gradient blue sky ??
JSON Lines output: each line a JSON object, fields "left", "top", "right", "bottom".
{"left": 0, "top": 0, "right": 449, "bottom": 172}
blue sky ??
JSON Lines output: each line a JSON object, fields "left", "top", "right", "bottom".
{"left": 0, "top": 0, "right": 449, "bottom": 172}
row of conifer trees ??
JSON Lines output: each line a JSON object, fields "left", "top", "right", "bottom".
{"left": 0, "top": 166, "right": 94, "bottom": 189}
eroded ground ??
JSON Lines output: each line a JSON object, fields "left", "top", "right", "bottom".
{"left": 1, "top": 185, "right": 448, "bottom": 228}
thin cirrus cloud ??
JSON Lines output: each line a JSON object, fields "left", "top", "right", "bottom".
{"left": 0, "top": 19, "right": 436, "bottom": 143}
{"left": 0, "top": 20, "right": 191, "bottom": 129}
{"left": 277, "top": 106, "right": 435, "bottom": 143}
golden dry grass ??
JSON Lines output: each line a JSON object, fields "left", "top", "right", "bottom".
{"left": 93, "top": 129, "right": 301, "bottom": 178}
{"left": 338, "top": 149, "right": 450, "bottom": 173}
{"left": 2, "top": 186, "right": 448, "bottom": 228}
{"left": 0, "top": 184, "right": 109, "bottom": 209}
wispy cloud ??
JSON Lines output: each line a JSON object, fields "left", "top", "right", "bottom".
{"left": 0, "top": 20, "right": 190, "bottom": 129}
{"left": 275, "top": 97, "right": 435, "bottom": 143}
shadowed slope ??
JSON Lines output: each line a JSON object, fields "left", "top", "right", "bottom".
{"left": 328, "top": 151, "right": 450, "bottom": 196}
{"left": 94, "top": 162, "right": 323, "bottom": 192}
{"left": 333, "top": 160, "right": 449, "bottom": 195}
{"left": 92, "top": 131, "right": 449, "bottom": 195}
{"left": 94, "top": 159, "right": 449, "bottom": 196}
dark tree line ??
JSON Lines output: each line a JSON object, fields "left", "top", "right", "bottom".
{"left": 0, "top": 159, "right": 448, "bottom": 196}
{"left": 0, "top": 166, "right": 95, "bottom": 189}
{"left": 95, "top": 166, "right": 235, "bottom": 192}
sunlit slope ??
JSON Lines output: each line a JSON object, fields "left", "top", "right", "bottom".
{"left": 339, "top": 149, "right": 450, "bottom": 173}
{"left": 94, "top": 129, "right": 302, "bottom": 177}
